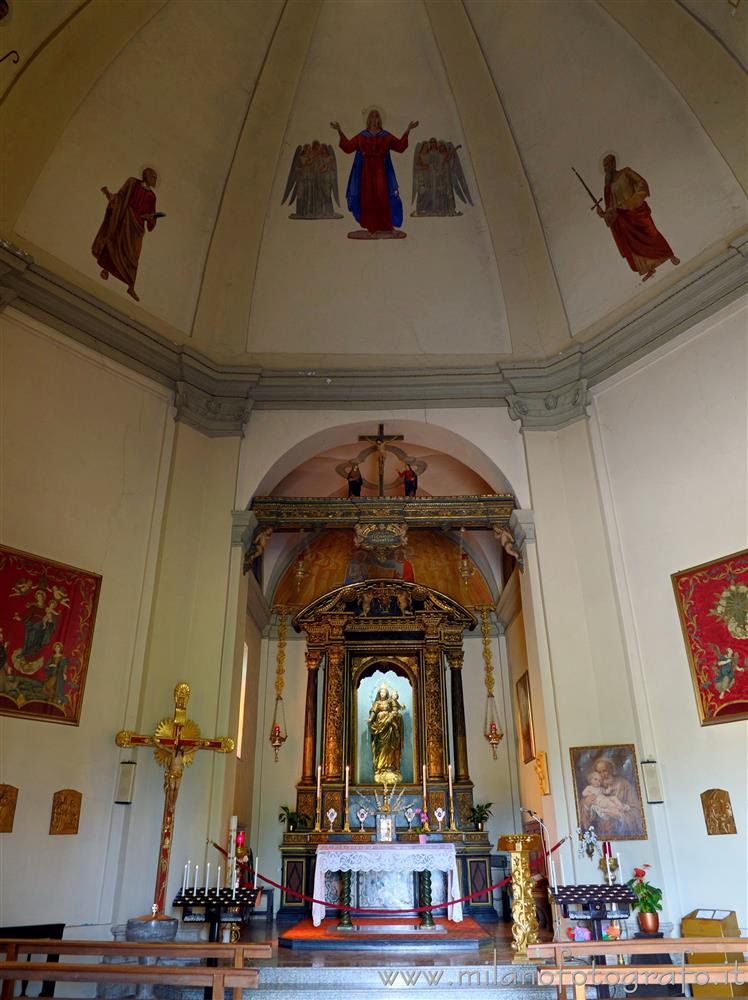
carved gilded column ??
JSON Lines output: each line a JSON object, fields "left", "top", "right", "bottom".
{"left": 301, "top": 648, "right": 322, "bottom": 784}
{"left": 322, "top": 644, "right": 345, "bottom": 779}
{"left": 498, "top": 834, "right": 541, "bottom": 962}
{"left": 447, "top": 647, "right": 469, "bottom": 783}
{"left": 423, "top": 633, "right": 446, "bottom": 781}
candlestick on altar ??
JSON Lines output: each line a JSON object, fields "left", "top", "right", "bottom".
{"left": 343, "top": 764, "right": 351, "bottom": 832}
{"left": 182, "top": 863, "right": 187, "bottom": 895}
{"left": 448, "top": 763, "right": 458, "bottom": 831}
{"left": 314, "top": 764, "right": 322, "bottom": 831}
{"left": 193, "top": 864, "right": 199, "bottom": 894}
{"left": 421, "top": 763, "right": 431, "bottom": 833}
{"left": 205, "top": 862, "right": 210, "bottom": 893}
{"left": 217, "top": 866, "right": 222, "bottom": 892}
{"left": 115, "top": 682, "right": 235, "bottom": 913}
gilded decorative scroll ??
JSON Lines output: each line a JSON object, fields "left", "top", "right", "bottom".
{"left": 297, "top": 790, "right": 315, "bottom": 825}
{"left": 50, "top": 788, "right": 82, "bottom": 835}
{"left": 701, "top": 788, "right": 737, "bottom": 835}
{"left": 457, "top": 791, "right": 473, "bottom": 828}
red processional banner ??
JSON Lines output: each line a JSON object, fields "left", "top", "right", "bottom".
{"left": 672, "top": 548, "right": 748, "bottom": 725}
{"left": 0, "top": 545, "right": 101, "bottom": 725}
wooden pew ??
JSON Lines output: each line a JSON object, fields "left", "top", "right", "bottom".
{"left": 0, "top": 923, "right": 65, "bottom": 998}
{"left": 528, "top": 938, "right": 748, "bottom": 962}
{"left": 0, "top": 961, "right": 258, "bottom": 999}
{"left": 0, "top": 939, "right": 272, "bottom": 1000}
{"left": 528, "top": 938, "right": 748, "bottom": 1000}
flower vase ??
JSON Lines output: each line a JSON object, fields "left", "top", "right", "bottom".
{"left": 638, "top": 912, "right": 660, "bottom": 934}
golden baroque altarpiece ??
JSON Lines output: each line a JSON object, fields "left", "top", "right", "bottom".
{"left": 278, "top": 577, "right": 498, "bottom": 921}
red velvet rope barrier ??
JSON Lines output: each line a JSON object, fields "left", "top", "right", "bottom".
{"left": 240, "top": 837, "right": 566, "bottom": 914}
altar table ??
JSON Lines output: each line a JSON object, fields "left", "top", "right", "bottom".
{"left": 312, "top": 843, "right": 463, "bottom": 927}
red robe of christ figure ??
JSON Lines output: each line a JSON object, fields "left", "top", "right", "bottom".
{"left": 92, "top": 167, "right": 161, "bottom": 301}
{"left": 330, "top": 110, "right": 418, "bottom": 239}
{"left": 597, "top": 154, "right": 679, "bottom": 282}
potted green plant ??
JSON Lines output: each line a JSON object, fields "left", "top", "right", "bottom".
{"left": 627, "top": 864, "right": 663, "bottom": 933}
{"left": 468, "top": 802, "right": 493, "bottom": 831}
{"left": 278, "top": 805, "right": 308, "bottom": 833}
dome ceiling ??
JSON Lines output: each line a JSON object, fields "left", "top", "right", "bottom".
{"left": 3, "top": 0, "right": 746, "bottom": 371}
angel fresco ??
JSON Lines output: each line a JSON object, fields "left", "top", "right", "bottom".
{"left": 411, "top": 138, "right": 472, "bottom": 218}
{"left": 282, "top": 141, "right": 343, "bottom": 219}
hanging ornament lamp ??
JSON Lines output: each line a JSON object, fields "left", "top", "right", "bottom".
{"left": 480, "top": 607, "right": 504, "bottom": 758}
{"left": 269, "top": 608, "right": 288, "bottom": 761}
{"left": 294, "top": 530, "right": 307, "bottom": 589}
{"left": 458, "top": 527, "right": 474, "bottom": 582}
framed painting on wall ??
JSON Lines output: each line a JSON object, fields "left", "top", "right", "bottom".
{"left": 672, "top": 548, "right": 748, "bottom": 725}
{"left": 569, "top": 744, "right": 647, "bottom": 841}
{"left": 0, "top": 545, "right": 101, "bottom": 726}
{"left": 515, "top": 671, "right": 536, "bottom": 763}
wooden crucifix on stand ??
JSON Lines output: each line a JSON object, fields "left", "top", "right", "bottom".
{"left": 358, "top": 423, "right": 403, "bottom": 496}
{"left": 116, "top": 682, "right": 235, "bottom": 913}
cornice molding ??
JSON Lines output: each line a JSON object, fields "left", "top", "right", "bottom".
{"left": 510, "top": 509, "right": 536, "bottom": 549}
{"left": 507, "top": 378, "right": 590, "bottom": 431}
{"left": 1, "top": 237, "right": 745, "bottom": 434}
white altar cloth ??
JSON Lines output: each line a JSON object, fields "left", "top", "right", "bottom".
{"left": 312, "top": 842, "right": 463, "bottom": 926}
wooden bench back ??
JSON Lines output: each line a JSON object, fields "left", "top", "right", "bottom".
{"left": 528, "top": 937, "right": 748, "bottom": 961}
{"left": 0, "top": 937, "right": 272, "bottom": 1000}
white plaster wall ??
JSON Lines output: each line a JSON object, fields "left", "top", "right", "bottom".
{"left": 251, "top": 633, "right": 308, "bottom": 903}
{"left": 114, "top": 425, "right": 243, "bottom": 924}
{"left": 462, "top": 633, "right": 520, "bottom": 848}
{"left": 590, "top": 296, "right": 748, "bottom": 926}
{"left": 0, "top": 311, "right": 174, "bottom": 928}
{"left": 238, "top": 407, "right": 530, "bottom": 509}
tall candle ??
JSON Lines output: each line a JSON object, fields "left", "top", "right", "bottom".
{"left": 205, "top": 862, "right": 210, "bottom": 892}
{"left": 448, "top": 763, "right": 453, "bottom": 801}
{"left": 217, "top": 866, "right": 222, "bottom": 892}
{"left": 605, "top": 855, "right": 612, "bottom": 883}
{"left": 186, "top": 859, "right": 192, "bottom": 891}
{"left": 193, "top": 864, "right": 199, "bottom": 894}
{"left": 253, "top": 855, "right": 259, "bottom": 890}
{"left": 228, "top": 814, "right": 237, "bottom": 896}
{"left": 317, "top": 764, "right": 322, "bottom": 799}
{"left": 345, "top": 764, "right": 349, "bottom": 802}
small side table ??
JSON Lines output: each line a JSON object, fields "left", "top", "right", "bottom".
{"left": 628, "top": 931, "right": 684, "bottom": 997}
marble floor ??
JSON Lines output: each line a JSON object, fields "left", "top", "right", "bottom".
{"left": 241, "top": 918, "right": 535, "bottom": 968}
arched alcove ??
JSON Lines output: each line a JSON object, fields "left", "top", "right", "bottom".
{"left": 241, "top": 415, "right": 524, "bottom": 504}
